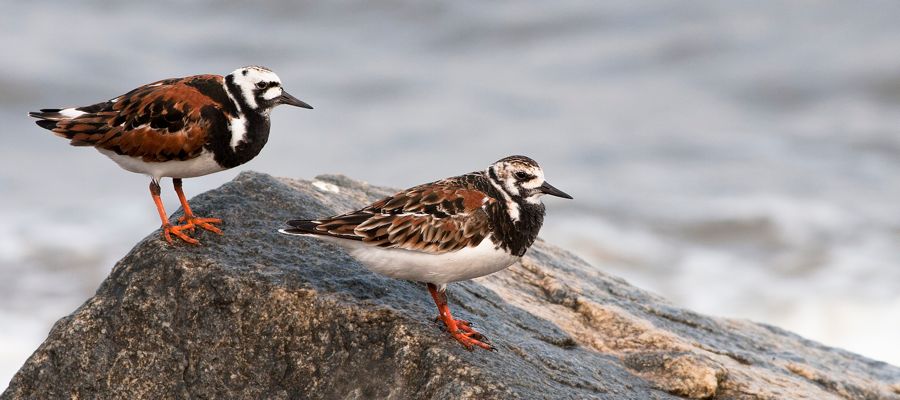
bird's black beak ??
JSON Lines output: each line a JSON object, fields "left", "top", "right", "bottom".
{"left": 277, "top": 91, "right": 313, "bottom": 109}
{"left": 539, "top": 181, "right": 573, "bottom": 199}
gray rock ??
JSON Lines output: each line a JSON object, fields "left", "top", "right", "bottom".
{"left": 3, "top": 171, "right": 899, "bottom": 399}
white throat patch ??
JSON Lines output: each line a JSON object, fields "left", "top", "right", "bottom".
{"left": 228, "top": 116, "right": 248, "bottom": 149}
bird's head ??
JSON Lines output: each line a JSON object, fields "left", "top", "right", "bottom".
{"left": 226, "top": 66, "right": 312, "bottom": 114}
{"left": 488, "top": 155, "right": 572, "bottom": 204}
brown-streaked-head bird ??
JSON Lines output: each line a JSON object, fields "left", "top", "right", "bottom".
{"left": 280, "top": 155, "right": 572, "bottom": 351}
{"left": 30, "top": 66, "right": 312, "bottom": 244}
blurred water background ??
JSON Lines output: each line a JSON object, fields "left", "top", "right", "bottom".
{"left": 2, "top": 0, "right": 900, "bottom": 388}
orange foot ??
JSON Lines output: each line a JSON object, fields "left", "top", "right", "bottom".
{"left": 177, "top": 215, "right": 223, "bottom": 235}
{"left": 436, "top": 316, "right": 496, "bottom": 351}
{"left": 161, "top": 222, "right": 200, "bottom": 245}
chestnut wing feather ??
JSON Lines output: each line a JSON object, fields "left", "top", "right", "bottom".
{"left": 310, "top": 180, "right": 495, "bottom": 254}
{"left": 41, "top": 75, "right": 226, "bottom": 162}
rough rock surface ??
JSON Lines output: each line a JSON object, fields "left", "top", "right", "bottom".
{"left": 3, "top": 171, "right": 899, "bottom": 399}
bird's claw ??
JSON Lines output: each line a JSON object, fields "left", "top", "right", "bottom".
{"left": 451, "top": 329, "right": 496, "bottom": 352}
{"left": 176, "top": 216, "right": 223, "bottom": 234}
{"left": 434, "top": 316, "right": 494, "bottom": 351}
{"left": 161, "top": 222, "right": 199, "bottom": 245}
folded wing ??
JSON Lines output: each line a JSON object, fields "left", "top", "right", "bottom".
{"left": 287, "top": 178, "right": 495, "bottom": 254}
{"left": 29, "top": 75, "right": 228, "bottom": 162}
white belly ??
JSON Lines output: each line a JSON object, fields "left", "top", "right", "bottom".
{"left": 317, "top": 237, "right": 519, "bottom": 285}
{"left": 98, "top": 149, "right": 225, "bottom": 180}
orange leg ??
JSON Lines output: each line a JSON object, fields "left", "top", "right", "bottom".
{"left": 427, "top": 283, "right": 495, "bottom": 351}
{"left": 173, "top": 178, "right": 223, "bottom": 235}
{"left": 150, "top": 180, "right": 198, "bottom": 245}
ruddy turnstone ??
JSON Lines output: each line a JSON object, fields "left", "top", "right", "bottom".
{"left": 279, "top": 155, "right": 572, "bottom": 351}
{"left": 30, "top": 66, "right": 311, "bottom": 244}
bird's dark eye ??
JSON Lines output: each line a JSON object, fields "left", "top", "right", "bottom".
{"left": 255, "top": 81, "right": 268, "bottom": 89}
{"left": 515, "top": 171, "right": 531, "bottom": 180}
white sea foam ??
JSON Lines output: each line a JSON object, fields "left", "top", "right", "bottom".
{"left": 312, "top": 180, "right": 340, "bottom": 193}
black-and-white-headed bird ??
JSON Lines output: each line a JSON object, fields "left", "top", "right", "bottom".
{"left": 30, "top": 66, "right": 312, "bottom": 244}
{"left": 279, "top": 155, "right": 572, "bottom": 351}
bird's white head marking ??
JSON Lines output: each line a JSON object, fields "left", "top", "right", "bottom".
{"left": 487, "top": 155, "right": 571, "bottom": 217}
{"left": 226, "top": 66, "right": 283, "bottom": 112}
